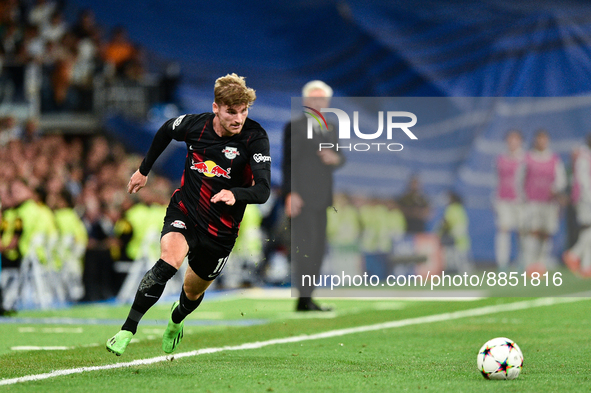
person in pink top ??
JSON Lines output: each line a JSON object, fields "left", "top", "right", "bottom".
{"left": 519, "top": 130, "right": 567, "bottom": 274}
{"left": 563, "top": 134, "right": 591, "bottom": 277}
{"left": 494, "top": 130, "right": 525, "bottom": 271}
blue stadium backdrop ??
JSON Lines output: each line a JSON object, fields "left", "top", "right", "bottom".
{"left": 66, "top": 0, "right": 591, "bottom": 262}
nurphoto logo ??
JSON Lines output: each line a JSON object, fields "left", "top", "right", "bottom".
{"left": 304, "top": 106, "right": 418, "bottom": 152}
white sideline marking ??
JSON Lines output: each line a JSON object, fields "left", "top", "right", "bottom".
{"left": 0, "top": 297, "right": 585, "bottom": 386}
{"left": 18, "top": 327, "right": 84, "bottom": 334}
{"left": 11, "top": 346, "right": 71, "bottom": 351}
{"left": 12, "top": 343, "right": 102, "bottom": 351}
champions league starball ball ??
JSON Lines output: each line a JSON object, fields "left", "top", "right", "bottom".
{"left": 477, "top": 337, "right": 524, "bottom": 380}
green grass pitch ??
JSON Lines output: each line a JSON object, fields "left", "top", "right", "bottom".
{"left": 1, "top": 291, "right": 590, "bottom": 392}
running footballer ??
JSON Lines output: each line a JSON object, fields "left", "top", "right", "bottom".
{"left": 107, "top": 73, "right": 271, "bottom": 355}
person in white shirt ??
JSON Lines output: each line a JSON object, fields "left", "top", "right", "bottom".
{"left": 518, "top": 130, "right": 566, "bottom": 274}
{"left": 494, "top": 130, "right": 525, "bottom": 271}
{"left": 563, "top": 134, "right": 591, "bottom": 277}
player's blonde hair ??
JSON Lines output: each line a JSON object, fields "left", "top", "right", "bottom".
{"left": 214, "top": 73, "right": 257, "bottom": 108}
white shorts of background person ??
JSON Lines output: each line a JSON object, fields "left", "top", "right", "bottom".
{"left": 493, "top": 200, "right": 526, "bottom": 270}
{"left": 522, "top": 201, "right": 560, "bottom": 273}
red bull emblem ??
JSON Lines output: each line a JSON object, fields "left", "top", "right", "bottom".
{"left": 190, "top": 159, "right": 231, "bottom": 179}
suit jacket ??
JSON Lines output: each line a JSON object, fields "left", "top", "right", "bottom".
{"left": 282, "top": 115, "right": 345, "bottom": 210}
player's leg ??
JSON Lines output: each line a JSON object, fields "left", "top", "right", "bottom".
{"left": 162, "top": 265, "right": 212, "bottom": 354}
{"left": 162, "top": 236, "right": 232, "bottom": 353}
{"left": 106, "top": 232, "right": 187, "bottom": 356}
{"left": 173, "top": 265, "right": 211, "bottom": 320}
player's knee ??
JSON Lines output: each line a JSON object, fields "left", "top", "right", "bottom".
{"left": 183, "top": 284, "right": 204, "bottom": 301}
{"left": 160, "top": 233, "right": 189, "bottom": 268}
{"left": 159, "top": 252, "right": 184, "bottom": 268}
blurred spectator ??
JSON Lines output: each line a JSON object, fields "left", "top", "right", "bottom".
{"left": 519, "top": 130, "right": 567, "bottom": 275}
{"left": 397, "top": 175, "right": 430, "bottom": 234}
{"left": 0, "top": 181, "right": 21, "bottom": 268}
{"left": 0, "top": 0, "right": 21, "bottom": 25}
{"left": 564, "top": 133, "right": 591, "bottom": 277}
{"left": 10, "top": 179, "right": 57, "bottom": 265}
{"left": 84, "top": 135, "right": 111, "bottom": 179}
{"left": 20, "top": 117, "right": 40, "bottom": 142}
{"left": 0, "top": 111, "right": 181, "bottom": 306}
{"left": 438, "top": 191, "right": 471, "bottom": 274}
{"left": 0, "top": 195, "right": 17, "bottom": 316}
{"left": 72, "top": 8, "right": 99, "bottom": 40}
{"left": 494, "top": 130, "right": 525, "bottom": 271}
{"left": 80, "top": 184, "right": 117, "bottom": 301}
{"left": 0, "top": 116, "right": 21, "bottom": 145}
{"left": 22, "top": 24, "right": 44, "bottom": 62}
{"left": 120, "top": 44, "right": 145, "bottom": 83}
{"left": 28, "top": 0, "right": 56, "bottom": 28}
{"left": 101, "top": 26, "right": 134, "bottom": 78}
{"left": 2, "top": 21, "right": 21, "bottom": 57}
{"left": 359, "top": 196, "right": 406, "bottom": 278}
{"left": 41, "top": 10, "right": 67, "bottom": 43}
{"left": 47, "top": 45, "right": 77, "bottom": 111}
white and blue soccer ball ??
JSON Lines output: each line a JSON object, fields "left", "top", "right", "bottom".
{"left": 477, "top": 337, "right": 524, "bottom": 380}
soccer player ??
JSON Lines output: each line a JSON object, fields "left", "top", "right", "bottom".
{"left": 106, "top": 73, "right": 271, "bottom": 355}
{"left": 563, "top": 134, "right": 591, "bottom": 277}
{"left": 494, "top": 130, "right": 525, "bottom": 271}
{"left": 519, "top": 130, "right": 566, "bottom": 274}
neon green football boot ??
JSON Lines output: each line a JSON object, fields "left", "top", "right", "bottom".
{"left": 162, "top": 301, "right": 184, "bottom": 354}
{"left": 106, "top": 330, "right": 134, "bottom": 356}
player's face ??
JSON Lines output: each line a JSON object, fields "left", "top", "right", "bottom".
{"left": 213, "top": 102, "right": 249, "bottom": 137}
{"left": 506, "top": 132, "right": 522, "bottom": 152}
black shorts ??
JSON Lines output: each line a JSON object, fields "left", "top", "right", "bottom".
{"left": 161, "top": 204, "right": 235, "bottom": 281}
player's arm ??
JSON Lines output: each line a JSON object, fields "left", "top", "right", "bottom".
{"left": 129, "top": 116, "right": 187, "bottom": 194}
{"left": 224, "top": 134, "right": 271, "bottom": 205}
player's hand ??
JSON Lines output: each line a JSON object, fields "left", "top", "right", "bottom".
{"left": 285, "top": 192, "right": 303, "bottom": 218}
{"left": 128, "top": 170, "right": 148, "bottom": 194}
{"left": 318, "top": 149, "right": 341, "bottom": 166}
{"left": 211, "top": 189, "right": 236, "bottom": 205}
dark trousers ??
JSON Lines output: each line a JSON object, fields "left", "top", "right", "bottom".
{"left": 292, "top": 207, "right": 327, "bottom": 298}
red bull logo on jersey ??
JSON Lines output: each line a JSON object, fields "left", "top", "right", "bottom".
{"left": 190, "top": 159, "right": 231, "bottom": 179}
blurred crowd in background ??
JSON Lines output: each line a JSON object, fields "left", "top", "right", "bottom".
{"left": 2, "top": 0, "right": 591, "bottom": 313}
{"left": 0, "top": 0, "right": 149, "bottom": 112}
{"left": 0, "top": 114, "right": 462, "bottom": 308}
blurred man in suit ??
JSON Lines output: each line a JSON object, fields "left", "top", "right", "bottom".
{"left": 282, "top": 80, "right": 345, "bottom": 311}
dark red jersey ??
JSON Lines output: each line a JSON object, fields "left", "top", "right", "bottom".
{"left": 139, "top": 113, "right": 271, "bottom": 243}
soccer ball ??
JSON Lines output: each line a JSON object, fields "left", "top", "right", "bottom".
{"left": 477, "top": 337, "right": 524, "bottom": 380}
